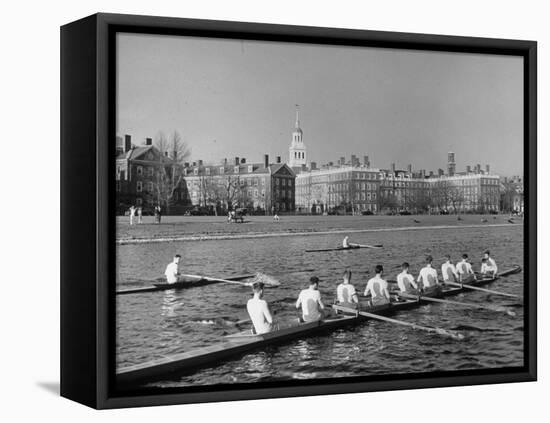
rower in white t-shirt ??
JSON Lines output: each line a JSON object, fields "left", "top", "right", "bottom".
{"left": 457, "top": 253, "right": 476, "bottom": 282}
{"left": 417, "top": 255, "right": 439, "bottom": 290}
{"left": 364, "top": 265, "right": 391, "bottom": 306}
{"left": 246, "top": 282, "right": 273, "bottom": 334}
{"left": 296, "top": 276, "right": 325, "bottom": 322}
{"left": 164, "top": 254, "right": 181, "bottom": 284}
{"left": 441, "top": 254, "right": 459, "bottom": 283}
{"left": 481, "top": 250, "right": 498, "bottom": 277}
{"left": 396, "top": 262, "right": 419, "bottom": 294}
{"left": 336, "top": 269, "right": 358, "bottom": 304}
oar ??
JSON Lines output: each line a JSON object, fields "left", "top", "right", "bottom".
{"left": 333, "top": 305, "right": 464, "bottom": 340}
{"left": 180, "top": 273, "right": 254, "bottom": 287}
{"left": 443, "top": 280, "right": 521, "bottom": 299}
{"left": 398, "top": 292, "right": 516, "bottom": 316}
{"left": 354, "top": 243, "right": 383, "bottom": 249}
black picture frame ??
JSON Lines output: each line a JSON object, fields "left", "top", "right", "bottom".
{"left": 60, "top": 12, "right": 537, "bottom": 409}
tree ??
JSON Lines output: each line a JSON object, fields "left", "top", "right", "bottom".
{"left": 153, "top": 130, "right": 191, "bottom": 213}
{"left": 448, "top": 187, "right": 465, "bottom": 214}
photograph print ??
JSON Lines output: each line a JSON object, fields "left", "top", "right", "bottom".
{"left": 114, "top": 30, "right": 527, "bottom": 394}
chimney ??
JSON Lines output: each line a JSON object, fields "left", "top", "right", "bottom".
{"left": 235, "top": 157, "right": 240, "bottom": 166}
{"left": 351, "top": 154, "right": 358, "bottom": 167}
{"left": 124, "top": 134, "right": 132, "bottom": 152}
{"left": 363, "top": 155, "right": 370, "bottom": 167}
{"left": 184, "top": 162, "right": 189, "bottom": 168}
{"left": 466, "top": 165, "right": 471, "bottom": 173}
{"left": 276, "top": 156, "right": 281, "bottom": 164}
{"left": 311, "top": 161, "right": 317, "bottom": 170}
{"left": 241, "top": 158, "right": 246, "bottom": 164}
{"left": 429, "top": 170, "right": 434, "bottom": 177}
{"left": 407, "top": 164, "right": 412, "bottom": 174}
{"left": 165, "top": 152, "right": 169, "bottom": 157}
{"left": 420, "top": 169, "right": 426, "bottom": 178}
{"left": 224, "top": 158, "right": 228, "bottom": 164}
{"left": 328, "top": 161, "right": 334, "bottom": 167}
{"left": 486, "top": 164, "right": 490, "bottom": 173}
{"left": 391, "top": 163, "right": 396, "bottom": 174}
{"left": 264, "top": 154, "right": 269, "bottom": 168}
{"left": 475, "top": 164, "right": 481, "bottom": 173}
{"left": 145, "top": 137, "right": 152, "bottom": 146}
{"left": 192, "top": 161, "right": 196, "bottom": 166}
{"left": 340, "top": 156, "right": 345, "bottom": 166}
{"left": 198, "top": 159, "right": 203, "bottom": 166}
{"left": 438, "top": 168, "right": 444, "bottom": 177}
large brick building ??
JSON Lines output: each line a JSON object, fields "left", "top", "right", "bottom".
{"left": 115, "top": 135, "right": 188, "bottom": 213}
{"left": 183, "top": 155, "right": 296, "bottom": 214}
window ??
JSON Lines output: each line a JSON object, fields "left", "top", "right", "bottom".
{"left": 193, "top": 168, "right": 199, "bottom": 175}
{"left": 136, "top": 181, "right": 143, "bottom": 192}
{"left": 205, "top": 167, "right": 210, "bottom": 175}
{"left": 220, "top": 166, "right": 225, "bottom": 174}
{"left": 234, "top": 166, "right": 240, "bottom": 173}
{"left": 136, "top": 198, "right": 142, "bottom": 205}
{"left": 248, "top": 165, "right": 253, "bottom": 173}
{"left": 149, "top": 167, "right": 154, "bottom": 177}
{"left": 282, "top": 179, "right": 286, "bottom": 187}
{"left": 147, "top": 182, "right": 153, "bottom": 193}
{"left": 137, "top": 166, "right": 143, "bottom": 176}
{"left": 276, "top": 179, "right": 280, "bottom": 186}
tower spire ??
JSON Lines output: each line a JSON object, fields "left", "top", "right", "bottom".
{"left": 295, "top": 104, "right": 300, "bottom": 129}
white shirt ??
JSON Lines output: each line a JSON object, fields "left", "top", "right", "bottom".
{"left": 337, "top": 283, "right": 357, "bottom": 303}
{"left": 456, "top": 260, "right": 474, "bottom": 275}
{"left": 481, "top": 261, "right": 497, "bottom": 274}
{"left": 397, "top": 271, "right": 417, "bottom": 293}
{"left": 484, "top": 257, "right": 498, "bottom": 274}
{"left": 296, "top": 288, "right": 323, "bottom": 322}
{"left": 342, "top": 237, "right": 350, "bottom": 248}
{"left": 417, "top": 266, "right": 439, "bottom": 288}
{"left": 164, "top": 262, "right": 179, "bottom": 283}
{"left": 364, "top": 275, "right": 389, "bottom": 298}
{"left": 441, "top": 262, "right": 459, "bottom": 282}
{"left": 247, "top": 297, "right": 273, "bottom": 334}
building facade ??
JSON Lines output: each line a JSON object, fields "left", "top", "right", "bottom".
{"left": 115, "top": 135, "right": 188, "bottom": 213}
{"left": 183, "top": 155, "right": 296, "bottom": 214}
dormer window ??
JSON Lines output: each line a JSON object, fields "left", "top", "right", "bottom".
{"left": 193, "top": 168, "right": 199, "bottom": 175}
{"left": 219, "top": 166, "right": 225, "bottom": 174}
{"left": 248, "top": 165, "right": 253, "bottom": 173}
{"left": 205, "top": 167, "right": 210, "bottom": 175}
{"left": 234, "top": 166, "right": 240, "bottom": 173}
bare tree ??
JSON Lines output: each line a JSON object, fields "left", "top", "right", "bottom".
{"left": 153, "top": 130, "right": 191, "bottom": 213}
{"left": 448, "top": 187, "right": 465, "bottom": 214}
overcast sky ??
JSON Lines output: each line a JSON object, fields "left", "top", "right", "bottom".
{"left": 117, "top": 33, "right": 523, "bottom": 176}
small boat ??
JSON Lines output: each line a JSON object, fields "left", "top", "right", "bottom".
{"left": 305, "top": 243, "right": 383, "bottom": 253}
{"left": 116, "top": 265, "right": 521, "bottom": 385}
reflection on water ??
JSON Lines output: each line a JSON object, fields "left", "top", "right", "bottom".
{"left": 116, "top": 220, "right": 524, "bottom": 388}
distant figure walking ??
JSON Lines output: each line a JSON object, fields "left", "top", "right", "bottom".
{"left": 137, "top": 206, "right": 143, "bottom": 224}
{"left": 129, "top": 205, "right": 136, "bottom": 225}
{"left": 164, "top": 254, "right": 181, "bottom": 284}
{"left": 273, "top": 213, "right": 280, "bottom": 221}
{"left": 154, "top": 204, "right": 162, "bottom": 224}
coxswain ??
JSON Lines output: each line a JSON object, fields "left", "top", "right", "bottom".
{"left": 164, "top": 254, "right": 181, "bottom": 284}
{"left": 246, "top": 282, "right": 273, "bottom": 334}
{"left": 396, "top": 262, "right": 419, "bottom": 294}
{"left": 364, "top": 265, "right": 391, "bottom": 306}
{"left": 481, "top": 250, "right": 498, "bottom": 277}
{"left": 336, "top": 269, "right": 358, "bottom": 304}
{"left": 457, "top": 254, "right": 476, "bottom": 282}
{"left": 417, "top": 255, "right": 440, "bottom": 293}
{"left": 441, "top": 254, "right": 459, "bottom": 283}
{"left": 296, "top": 276, "right": 325, "bottom": 322}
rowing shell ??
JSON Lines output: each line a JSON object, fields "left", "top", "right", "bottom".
{"left": 306, "top": 243, "right": 383, "bottom": 253}
{"left": 116, "top": 265, "right": 521, "bottom": 386}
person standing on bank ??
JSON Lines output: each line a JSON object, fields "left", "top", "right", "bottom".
{"left": 296, "top": 276, "right": 325, "bottom": 322}
{"left": 164, "top": 254, "right": 181, "bottom": 284}
{"left": 246, "top": 282, "right": 274, "bottom": 334}
{"left": 137, "top": 206, "right": 143, "bottom": 224}
{"left": 129, "top": 205, "right": 136, "bottom": 225}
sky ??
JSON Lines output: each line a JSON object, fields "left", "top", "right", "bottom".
{"left": 117, "top": 33, "right": 524, "bottom": 176}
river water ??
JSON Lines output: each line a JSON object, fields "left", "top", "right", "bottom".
{"left": 116, "top": 215, "right": 524, "bottom": 388}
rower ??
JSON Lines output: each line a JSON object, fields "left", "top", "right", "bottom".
{"left": 336, "top": 269, "right": 358, "bottom": 304}
{"left": 417, "top": 255, "right": 440, "bottom": 293}
{"left": 364, "top": 265, "right": 391, "bottom": 306}
{"left": 481, "top": 250, "right": 498, "bottom": 277}
{"left": 441, "top": 254, "right": 459, "bottom": 283}
{"left": 457, "top": 253, "right": 476, "bottom": 282}
{"left": 296, "top": 276, "right": 325, "bottom": 322}
{"left": 164, "top": 254, "right": 181, "bottom": 284}
{"left": 396, "top": 262, "right": 419, "bottom": 294}
{"left": 246, "top": 282, "right": 273, "bottom": 334}
{"left": 342, "top": 236, "right": 351, "bottom": 249}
